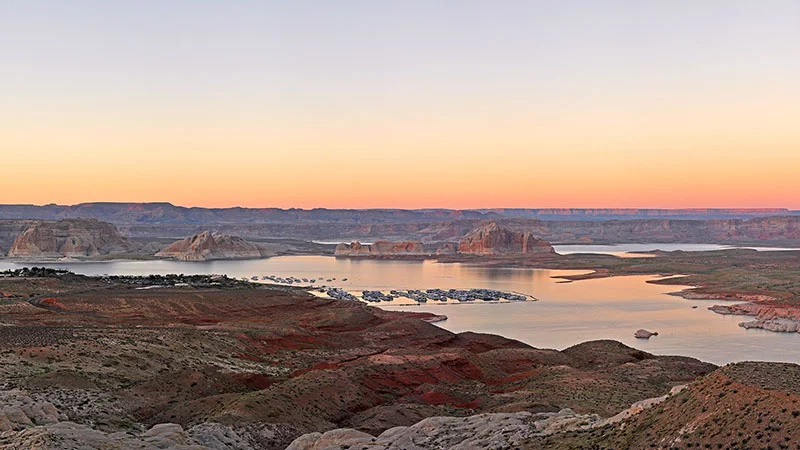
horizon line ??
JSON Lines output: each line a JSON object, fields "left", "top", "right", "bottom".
{"left": 0, "top": 202, "right": 795, "bottom": 212}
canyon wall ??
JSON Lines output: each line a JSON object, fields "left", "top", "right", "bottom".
{"left": 0, "top": 203, "right": 791, "bottom": 224}
{"left": 3, "top": 207, "right": 800, "bottom": 251}
{"left": 0, "top": 220, "right": 37, "bottom": 256}
{"left": 457, "top": 223, "right": 554, "bottom": 255}
{"left": 7, "top": 219, "right": 132, "bottom": 259}
{"left": 334, "top": 241, "right": 427, "bottom": 257}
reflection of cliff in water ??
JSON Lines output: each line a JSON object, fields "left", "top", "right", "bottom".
{"left": 2, "top": 255, "right": 799, "bottom": 365}
{"left": 459, "top": 266, "right": 541, "bottom": 284}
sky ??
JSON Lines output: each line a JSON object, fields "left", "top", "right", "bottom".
{"left": 1, "top": 0, "right": 799, "bottom": 209}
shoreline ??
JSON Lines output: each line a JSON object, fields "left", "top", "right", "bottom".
{"left": 6, "top": 248, "right": 800, "bottom": 336}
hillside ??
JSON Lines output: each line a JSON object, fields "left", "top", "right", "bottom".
{"left": 530, "top": 361, "right": 800, "bottom": 449}
{"left": 0, "top": 272, "right": 714, "bottom": 449}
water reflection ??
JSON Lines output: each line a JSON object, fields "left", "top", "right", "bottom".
{"left": 1, "top": 256, "right": 798, "bottom": 365}
{"left": 554, "top": 243, "right": 800, "bottom": 258}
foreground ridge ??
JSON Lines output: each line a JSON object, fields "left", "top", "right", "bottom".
{"left": 0, "top": 271, "right": 714, "bottom": 449}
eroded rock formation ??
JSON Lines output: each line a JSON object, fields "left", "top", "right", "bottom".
{"left": 7, "top": 219, "right": 132, "bottom": 259}
{"left": 435, "top": 242, "right": 457, "bottom": 255}
{"left": 155, "top": 231, "right": 263, "bottom": 261}
{"left": 709, "top": 302, "right": 800, "bottom": 333}
{"left": 0, "top": 220, "right": 37, "bottom": 256}
{"left": 457, "top": 222, "right": 554, "bottom": 255}
{"left": 334, "top": 241, "right": 426, "bottom": 257}
{"left": 288, "top": 385, "right": 688, "bottom": 450}
{"left": 634, "top": 329, "right": 658, "bottom": 339}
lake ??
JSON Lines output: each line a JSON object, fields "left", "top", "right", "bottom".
{"left": 2, "top": 254, "right": 798, "bottom": 365}
{"left": 553, "top": 243, "right": 800, "bottom": 257}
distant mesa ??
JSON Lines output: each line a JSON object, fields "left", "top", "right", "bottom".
{"left": 156, "top": 231, "right": 263, "bottom": 261}
{"left": 334, "top": 224, "right": 554, "bottom": 258}
{"left": 0, "top": 203, "right": 790, "bottom": 224}
{"left": 7, "top": 219, "right": 132, "bottom": 259}
{"left": 334, "top": 241, "right": 426, "bottom": 257}
{"left": 2, "top": 203, "right": 800, "bottom": 247}
{"left": 457, "top": 222, "right": 554, "bottom": 255}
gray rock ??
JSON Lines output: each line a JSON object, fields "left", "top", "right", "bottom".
{"left": 286, "top": 428, "right": 376, "bottom": 450}
{"left": 634, "top": 329, "right": 658, "bottom": 339}
{"left": 740, "top": 318, "right": 800, "bottom": 332}
{"left": 0, "top": 389, "right": 62, "bottom": 431}
{"left": 286, "top": 386, "right": 688, "bottom": 450}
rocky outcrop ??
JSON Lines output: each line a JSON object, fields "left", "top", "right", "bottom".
{"left": 155, "top": 231, "right": 262, "bottom": 261}
{"left": 435, "top": 242, "right": 457, "bottom": 255}
{"left": 334, "top": 229, "right": 553, "bottom": 257}
{"left": 560, "top": 362, "right": 800, "bottom": 449}
{"left": 7, "top": 219, "right": 132, "bottom": 259}
{"left": 334, "top": 241, "right": 426, "bottom": 257}
{"left": 288, "top": 386, "right": 688, "bottom": 450}
{"left": 740, "top": 318, "right": 800, "bottom": 332}
{"left": 709, "top": 302, "right": 800, "bottom": 333}
{"left": 9, "top": 386, "right": 691, "bottom": 449}
{"left": 0, "top": 389, "right": 66, "bottom": 432}
{"left": 634, "top": 329, "right": 658, "bottom": 339}
{"left": 457, "top": 222, "right": 554, "bottom": 255}
{"left": 0, "top": 220, "right": 37, "bottom": 256}
{"left": 287, "top": 412, "right": 550, "bottom": 450}
{"left": 0, "top": 421, "right": 264, "bottom": 449}
{"left": 0, "top": 392, "right": 256, "bottom": 450}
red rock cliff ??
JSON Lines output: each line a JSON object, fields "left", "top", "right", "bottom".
{"left": 458, "top": 222, "right": 554, "bottom": 255}
{"left": 7, "top": 219, "right": 132, "bottom": 259}
{"left": 155, "top": 231, "right": 262, "bottom": 261}
{"left": 335, "top": 241, "right": 426, "bottom": 256}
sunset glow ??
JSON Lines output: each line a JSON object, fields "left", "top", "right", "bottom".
{"left": 3, "top": 1, "right": 799, "bottom": 209}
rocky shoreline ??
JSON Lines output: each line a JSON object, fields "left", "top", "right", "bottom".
{"left": 708, "top": 303, "right": 800, "bottom": 333}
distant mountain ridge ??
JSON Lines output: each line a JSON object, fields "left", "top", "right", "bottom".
{"left": 3, "top": 214, "right": 800, "bottom": 253}
{"left": 476, "top": 207, "right": 795, "bottom": 220}
{"left": 0, "top": 203, "right": 495, "bottom": 224}
{"left": 0, "top": 203, "right": 793, "bottom": 225}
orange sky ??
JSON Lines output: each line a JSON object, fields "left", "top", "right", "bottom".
{"left": 4, "top": 86, "right": 798, "bottom": 209}
{"left": 3, "top": 2, "right": 799, "bottom": 209}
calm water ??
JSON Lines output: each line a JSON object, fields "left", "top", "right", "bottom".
{"left": 2, "top": 255, "right": 798, "bottom": 365}
{"left": 553, "top": 243, "right": 800, "bottom": 258}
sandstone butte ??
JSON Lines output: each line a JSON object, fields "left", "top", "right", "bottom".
{"left": 457, "top": 222, "right": 554, "bottom": 255}
{"left": 334, "top": 240, "right": 426, "bottom": 257}
{"left": 7, "top": 218, "right": 132, "bottom": 259}
{"left": 155, "top": 231, "right": 263, "bottom": 261}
